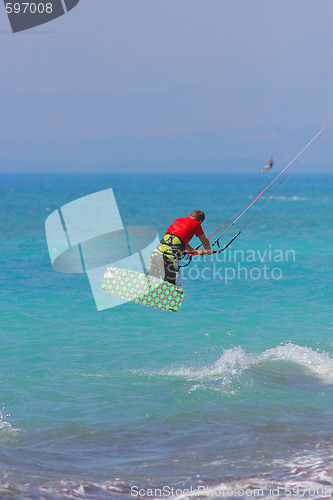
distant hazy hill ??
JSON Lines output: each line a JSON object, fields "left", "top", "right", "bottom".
{"left": 1, "top": 84, "right": 331, "bottom": 172}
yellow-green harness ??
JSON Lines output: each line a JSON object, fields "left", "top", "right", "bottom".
{"left": 155, "top": 233, "right": 185, "bottom": 269}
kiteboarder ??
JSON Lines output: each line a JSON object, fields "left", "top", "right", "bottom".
{"left": 147, "top": 210, "right": 213, "bottom": 285}
{"left": 262, "top": 157, "right": 274, "bottom": 173}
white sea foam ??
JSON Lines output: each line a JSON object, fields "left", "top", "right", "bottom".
{"left": 2, "top": 472, "right": 333, "bottom": 500}
{"left": 0, "top": 406, "right": 12, "bottom": 431}
{"left": 164, "top": 347, "right": 255, "bottom": 381}
{"left": 259, "top": 343, "right": 333, "bottom": 383}
{"left": 0, "top": 406, "right": 20, "bottom": 435}
{"left": 1, "top": 479, "right": 130, "bottom": 499}
{"left": 168, "top": 450, "right": 333, "bottom": 500}
{"left": 158, "top": 344, "right": 333, "bottom": 386}
{"left": 170, "top": 477, "right": 333, "bottom": 500}
{"left": 260, "top": 195, "right": 307, "bottom": 201}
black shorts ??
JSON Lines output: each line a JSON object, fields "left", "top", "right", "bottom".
{"left": 147, "top": 248, "right": 180, "bottom": 285}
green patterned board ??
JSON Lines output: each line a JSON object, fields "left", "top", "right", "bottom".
{"left": 101, "top": 267, "right": 184, "bottom": 312}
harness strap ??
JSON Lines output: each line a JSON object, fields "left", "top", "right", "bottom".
{"left": 160, "top": 233, "right": 185, "bottom": 250}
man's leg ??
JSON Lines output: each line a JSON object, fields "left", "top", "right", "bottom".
{"left": 163, "top": 254, "right": 179, "bottom": 285}
{"left": 147, "top": 249, "right": 165, "bottom": 279}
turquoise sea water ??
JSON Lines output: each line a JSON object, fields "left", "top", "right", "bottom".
{"left": 1, "top": 173, "right": 333, "bottom": 499}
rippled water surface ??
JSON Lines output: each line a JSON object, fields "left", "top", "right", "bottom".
{"left": 1, "top": 173, "right": 332, "bottom": 499}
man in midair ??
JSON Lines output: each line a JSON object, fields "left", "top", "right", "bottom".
{"left": 147, "top": 210, "right": 212, "bottom": 285}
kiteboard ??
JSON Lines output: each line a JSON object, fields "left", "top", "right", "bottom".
{"left": 101, "top": 267, "right": 184, "bottom": 312}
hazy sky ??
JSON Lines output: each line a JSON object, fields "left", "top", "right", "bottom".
{"left": 1, "top": 1, "right": 333, "bottom": 171}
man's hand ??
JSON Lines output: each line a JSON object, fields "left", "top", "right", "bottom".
{"left": 197, "top": 249, "right": 213, "bottom": 255}
{"left": 198, "top": 233, "right": 213, "bottom": 255}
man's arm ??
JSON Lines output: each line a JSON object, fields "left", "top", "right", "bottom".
{"left": 185, "top": 234, "right": 213, "bottom": 255}
{"left": 198, "top": 233, "right": 213, "bottom": 254}
{"left": 185, "top": 243, "right": 197, "bottom": 254}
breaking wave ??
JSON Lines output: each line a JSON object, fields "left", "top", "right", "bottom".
{"left": 157, "top": 343, "right": 333, "bottom": 388}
